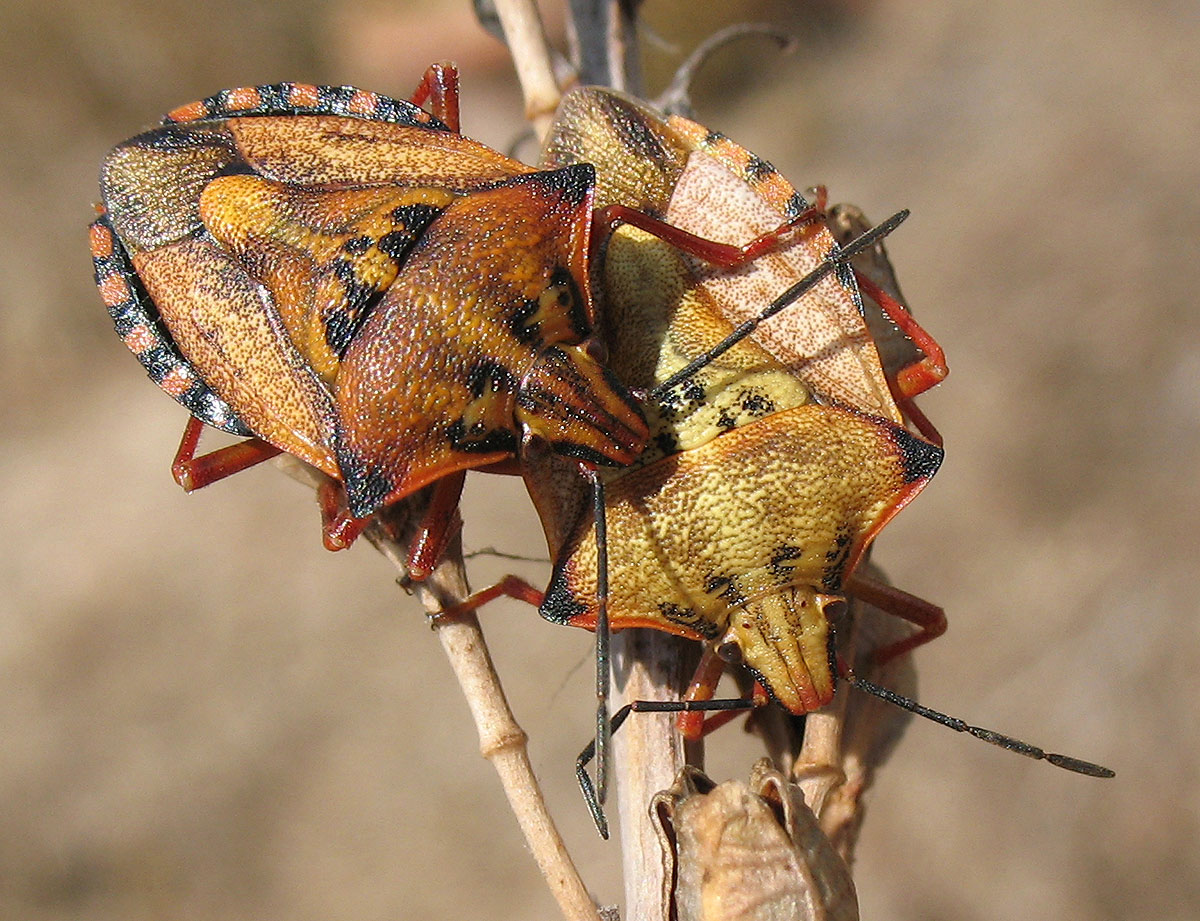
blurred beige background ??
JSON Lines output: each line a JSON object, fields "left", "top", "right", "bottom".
{"left": 2, "top": 0, "right": 1196, "bottom": 918}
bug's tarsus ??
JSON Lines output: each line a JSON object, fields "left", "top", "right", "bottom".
{"left": 651, "top": 209, "right": 911, "bottom": 400}
{"left": 846, "top": 674, "right": 1116, "bottom": 778}
{"left": 577, "top": 703, "right": 634, "bottom": 840}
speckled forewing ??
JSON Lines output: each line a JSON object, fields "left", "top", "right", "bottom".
{"left": 224, "top": 114, "right": 532, "bottom": 189}
{"left": 90, "top": 213, "right": 251, "bottom": 437}
{"left": 662, "top": 149, "right": 900, "bottom": 422}
{"left": 130, "top": 238, "right": 339, "bottom": 474}
{"left": 823, "top": 202, "right": 926, "bottom": 391}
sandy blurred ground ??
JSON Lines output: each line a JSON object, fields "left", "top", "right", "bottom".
{"left": 1, "top": 0, "right": 1197, "bottom": 918}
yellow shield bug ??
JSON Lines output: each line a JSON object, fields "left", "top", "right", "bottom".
{"left": 448, "top": 86, "right": 1112, "bottom": 830}
{"left": 524, "top": 87, "right": 946, "bottom": 715}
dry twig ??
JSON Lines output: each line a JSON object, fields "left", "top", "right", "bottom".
{"left": 275, "top": 460, "right": 600, "bottom": 921}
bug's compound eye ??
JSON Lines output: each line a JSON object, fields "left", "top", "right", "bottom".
{"left": 815, "top": 595, "right": 848, "bottom": 625}
{"left": 584, "top": 336, "right": 609, "bottom": 365}
{"left": 716, "top": 637, "right": 744, "bottom": 665}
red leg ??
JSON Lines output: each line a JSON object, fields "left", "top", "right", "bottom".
{"left": 438, "top": 574, "right": 546, "bottom": 620}
{"left": 595, "top": 202, "right": 824, "bottom": 270}
{"left": 674, "top": 646, "right": 768, "bottom": 740}
{"left": 316, "top": 480, "right": 369, "bottom": 551}
{"left": 845, "top": 571, "right": 948, "bottom": 664}
{"left": 171, "top": 415, "right": 282, "bottom": 491}
{"left": 407, "top": 62, "right": 460, "bottom": 132}
{"left": 405, "top": 470, "right": 467, "bottom": 580}
{"left": 853, "top": 269, "right": 948, "bottom": 400}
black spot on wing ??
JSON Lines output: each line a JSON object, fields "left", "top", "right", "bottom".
{"left": 323, "top": 258, "right": 384, "bottom": 357}
{"left": 740, "top": 391, "right": 775, "bottom": 417}
{"left": 385, "top": 202, "right": 444, "bottom": 249}
{"left": 783, "top": 190, "right": 810, "bottom": 220}
{"left": 341, "top": 235, "right": 373, "bottom": 256}
{"left": 705, "top": 574, "right": 746, "bottom": 607}
{"left": 610, "top": 106, "right": 671, "bottom": 163}
{"left": 541, "top": 163, "right": 595, "bottom": 207}
{"left": 659, "top": 602, "right": 721, "bottom": 640}
{"left": 654, "top": 431, "right": 680, "bottom": 456}
{"left": 742, "top": 154, "right": 777, "bottom": 182}
{"left": 769, "top": 544, "right": 804, "bottom": 580}
{"left": 822, "top": 530, "right": 853, "bottom": 591}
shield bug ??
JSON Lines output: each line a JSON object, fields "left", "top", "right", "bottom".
{"left": 91, "top": 65, "right": 652, "bottom": 566}
{"left": 524, "top": 86, "right": 950, "bottom": 712}
{"left": 453, "top": 86, "right": 1111, "bottom": 831}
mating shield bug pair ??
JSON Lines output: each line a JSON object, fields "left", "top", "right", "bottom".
{"left": 92, "top": 63, "right": 1112, "bottom": 837}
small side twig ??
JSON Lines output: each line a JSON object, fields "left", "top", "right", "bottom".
{"left": 371, "top": 525, "right": 603, "bottom": 921}
{"left": 274, "top": 460, "right": 599, "bottom": 921}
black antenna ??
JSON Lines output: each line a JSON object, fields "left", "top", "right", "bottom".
{"left": 844, "top": 673, "right": 1116, "bottom": 777}
{"left": 574, "top": 678, "right": 1114, "bottom": 836}
{"left": 589, "top": 472, "right": 613, "bottom": 824}
{"left": 650, "top": 209, "right": 910, "bottom": 401}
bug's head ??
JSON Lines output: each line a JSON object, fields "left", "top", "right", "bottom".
{"left": 715, "top": 587, "right": 846, "bottom": 715}
{"left": 517, "top": 343, "right": 650, "bottom": 467}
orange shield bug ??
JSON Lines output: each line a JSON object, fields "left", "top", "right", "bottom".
{"left": 91, "top": 66, "right": 837, "bottom": 569}
{"left": 92, "top": 66, "right": 650, "bottom": 564}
